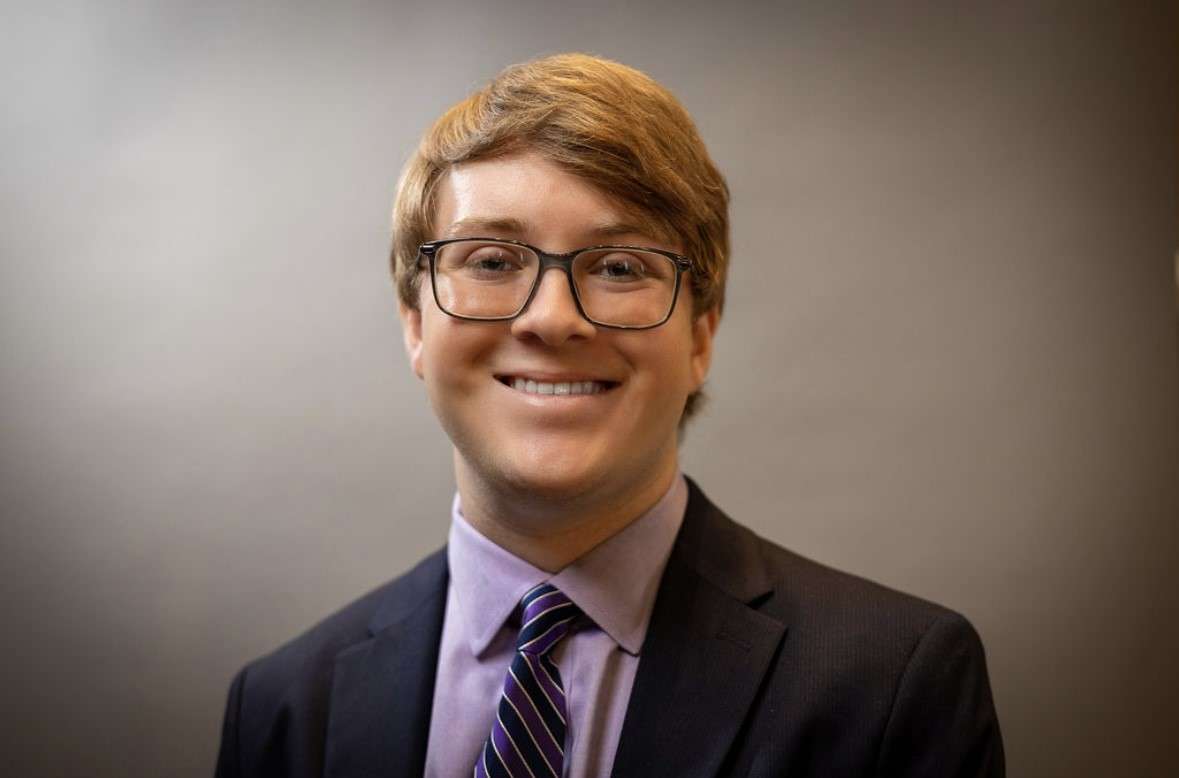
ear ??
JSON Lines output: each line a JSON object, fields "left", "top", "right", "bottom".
{"left": 689, "top": 307, "right": 720, "bottom": 390}
{"left": 398, "top": 300, "right": 425, "bottom": 380}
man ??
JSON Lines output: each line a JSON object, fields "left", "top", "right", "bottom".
{"left": 215, "top": 53, "right": 1004, "bottom": 777}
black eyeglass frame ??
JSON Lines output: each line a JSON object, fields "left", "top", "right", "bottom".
{"left": 416, "top": 237, "right": 694, "bottom": 330}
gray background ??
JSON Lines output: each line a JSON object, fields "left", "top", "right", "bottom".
{"left": 2, "top": 2, "right": 1176, "bottom": 776}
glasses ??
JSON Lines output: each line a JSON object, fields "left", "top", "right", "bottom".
{"left": 417, "top": 238, "right": 694, "bottom": 330}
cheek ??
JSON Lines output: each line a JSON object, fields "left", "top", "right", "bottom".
{"left": 419, "top": 315, "right": 499, "bottom": 391}
{"left": 621, "top": 335, "right": 697, "bottom": 405}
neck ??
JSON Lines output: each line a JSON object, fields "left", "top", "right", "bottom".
{"left": 454, "top": 452, "right": 679, "bottom": 572}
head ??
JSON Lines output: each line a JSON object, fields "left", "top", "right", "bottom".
{"left": 392, "top": 53, "right": 730, "bottom": 504}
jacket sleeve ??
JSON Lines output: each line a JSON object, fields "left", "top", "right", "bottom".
{"left": 214, "top": 666, "right": 247, "bottom": 778}
{"left": 874, "top": 612, "right": 1005, "bottom": 777}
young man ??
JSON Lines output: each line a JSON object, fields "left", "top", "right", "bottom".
{"left": 215, "top": 54, "right": 1004, "bottom": 777}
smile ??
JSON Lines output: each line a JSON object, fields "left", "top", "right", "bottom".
{"left": 496, "top": 376, "right": 619, "bottom": 396}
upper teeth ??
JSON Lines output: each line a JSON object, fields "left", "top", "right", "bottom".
{"left": 510, "top": 378, "right": 607, "bottom": 396}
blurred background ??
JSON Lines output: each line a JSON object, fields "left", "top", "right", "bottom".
{"left": 2, "top": 1, "right": 1176, "bottom": 776}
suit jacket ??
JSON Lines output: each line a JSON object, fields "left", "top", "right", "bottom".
{"left": 215, "top": 478, "right": 1004, "bottom": 777}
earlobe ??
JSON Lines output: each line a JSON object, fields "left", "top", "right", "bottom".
{"left": 690, "top": 307, "right": 720, "bottom": 389}
{"left": 399, "top": 302, "right": 425, "bottom": 379}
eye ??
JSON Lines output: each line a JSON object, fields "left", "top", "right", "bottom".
{"left": 438, "top": 243, "right": 530, "bottom": 278}
{"left": 470, "top": 247, "right": 523, "bottom": 271}
{"left": 589, "top": 252, "right": 650, "bottom": 282}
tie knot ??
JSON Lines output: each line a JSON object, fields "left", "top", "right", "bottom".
{"left": 515, "top": 583, "right": 579, "bottom": 655}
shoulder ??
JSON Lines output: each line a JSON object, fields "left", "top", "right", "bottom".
{"left": 682, "top": 476, "right": 968, "bottom": 646}
{"left": 227, "top": 549, "right": 447, "bottom": 728}
{"left": 680, "top": 477, "right": 995, "bottom": 716}
{"left": 215, "top": 549, "right": 448, "bottom": 777}
{"left": 750, "top": 533, "right": 1003, "bottom": 774}
{"left": 673, "top": 478, "right": 1003, "bottom": 773}
{"left": 757, "top": 528, "right": 973, "bottom": 651}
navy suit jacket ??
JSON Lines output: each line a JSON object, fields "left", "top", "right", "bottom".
{"left": 215, "top": 478, "right": 1004, "bottom": 776}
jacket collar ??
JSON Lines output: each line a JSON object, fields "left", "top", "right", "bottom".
{"left": 323, "top": 549, "right": 448, "bottom": 778}
{"left": 609, "top": 477, "right": 787, "bottom": 777}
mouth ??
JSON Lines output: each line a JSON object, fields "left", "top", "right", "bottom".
{"left": 495, "top": 375, "right": 620, "bottom": 397}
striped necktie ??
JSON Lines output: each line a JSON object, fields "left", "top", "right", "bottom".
{"left": 474, "top": 582, "right": 580, "bottom": 778}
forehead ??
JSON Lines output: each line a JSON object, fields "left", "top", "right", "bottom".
{"left": 431, "top": 151, "right": 678, "bottom": 251}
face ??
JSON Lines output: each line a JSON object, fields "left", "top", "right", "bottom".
{"left": 400, "top": 151, "right": 718, "bottom": 506}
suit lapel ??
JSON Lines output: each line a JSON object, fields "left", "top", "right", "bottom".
{"left": 611, "top": 480, "right": 788, "bottom": 778}
{"left": 323, "top": 550, "right": 448, "bottom": 778}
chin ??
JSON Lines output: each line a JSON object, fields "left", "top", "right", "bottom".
{"left": 452, "top": 425, "right": 613, "bottom": 500}
{"left": 492, "top": 443, "right": 610, "bottom": 500}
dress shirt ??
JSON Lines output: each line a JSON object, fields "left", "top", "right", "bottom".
{"left": 423, "top": 474, "right": 688, "bottom": 777}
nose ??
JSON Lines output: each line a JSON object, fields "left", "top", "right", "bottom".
{"left": 510, "top": 266, "right": 596, "bottom": 346}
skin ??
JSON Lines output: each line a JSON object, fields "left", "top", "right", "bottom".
{"left": 399, "top": 151, "right": 719, "bottom": 572}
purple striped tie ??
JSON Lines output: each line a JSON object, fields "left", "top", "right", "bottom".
{"left": 474, "top": 583, "right": 580, "bottom": 778}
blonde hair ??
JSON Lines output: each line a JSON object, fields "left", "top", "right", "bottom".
{"left": 391, "top": 53, "right": 730, "bottom": 421}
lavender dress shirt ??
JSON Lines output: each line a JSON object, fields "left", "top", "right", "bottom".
{"left": 422, "top": 474, "right": 687, "bottom": 777}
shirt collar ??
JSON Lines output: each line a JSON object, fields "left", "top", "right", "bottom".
{"left": 446, "top": 473, "right": 687, "bottom": 658}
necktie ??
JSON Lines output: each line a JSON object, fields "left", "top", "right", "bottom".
{"left": 474, "top": 583, "right": 580, "bottom": 778}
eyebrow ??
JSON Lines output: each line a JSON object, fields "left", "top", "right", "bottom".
{"left": 442, "top": 217, "right": 528, "bottom": 238}
{"left": 441, "top": 216, "right": 657, "bottom": 242}
{"left": 587, "top": 220, "right": 655, "bottom": 239}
